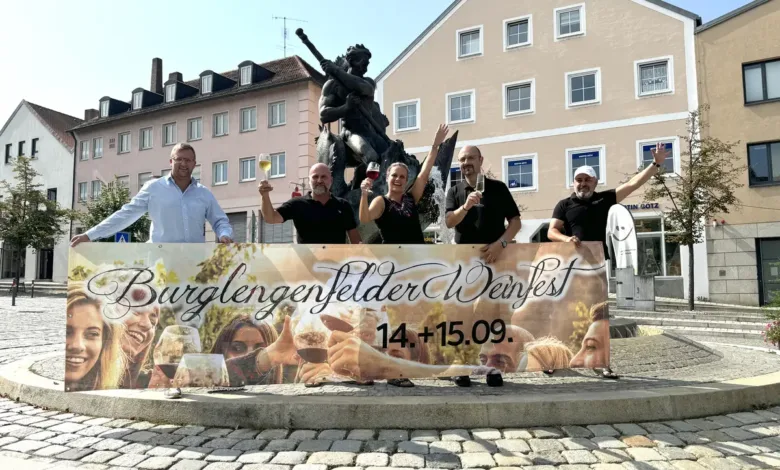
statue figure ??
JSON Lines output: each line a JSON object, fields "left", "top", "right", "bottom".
{"left": 297, "top": 29, "right": 458, "bottom": 243}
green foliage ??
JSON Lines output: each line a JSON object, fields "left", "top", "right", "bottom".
{"left": 763, "top": 297, "right": 780, "bottom": 348}
{"left": 568, "top": 301, "right": 590, "bottom": 349}
{"left": 643, "top": 106, "right": 744, "bottom": 247}
{"left": 0, "top": 156, "right": 75, "bottom": 278}
{"left": 69, "top": 265, "right": 94, "bottom": 281}
{"left": 419, "top": 303, "right": 479, "bottom": 365}
{"left": 192, "top": 243, "right": 258, "bottom": 283}
{"left": 77, "top": 177, "right": 151, "bottom": 242}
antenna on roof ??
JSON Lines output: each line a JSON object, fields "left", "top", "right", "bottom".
{"left": 272, "top": 16, "right": 308, "bottom": 57}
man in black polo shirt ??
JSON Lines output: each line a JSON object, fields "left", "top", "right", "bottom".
{"left": 259, "top": 163, "right": 361, "bottom": 244}
{"left": 547, "top": 143, "right": 669, "bottom": 379}
{"left": 445, "top": 145, "right": 522, "bottom": 387}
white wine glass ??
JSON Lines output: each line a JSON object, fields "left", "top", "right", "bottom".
{"left": 474, "top": 172, "right": 485, "bottom": 207}
{"left": 258, "top": 154, "right": 272, "bottom": 181}
{"left": 153, "top": 325, "right": 202, "bottom": 399}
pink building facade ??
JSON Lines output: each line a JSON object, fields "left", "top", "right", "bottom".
{"left": 70, "top": 57, "right": 325, "bottom": 243}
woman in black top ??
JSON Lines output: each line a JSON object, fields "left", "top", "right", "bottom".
{"left": 358, "top": 124, "right": 448, "bottom": 387}
{"left": 359, "top": 124, "right": 449, "bottom": 243}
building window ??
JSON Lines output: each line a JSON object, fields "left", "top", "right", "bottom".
{"left": 99, "top": 100, "right": 109, "bottom": 117}
{"left": 46, "top": 188, "right": 57, "bottom": 202}
{"left": 638, "top": 139, "right": 676, "bottom": 174}
{"left": 457, "top": 26, "right": 482, "bottom": 59}
{"left": 201, "top": 75, "right": 213, "bottom": 94}
{"left": 31, "top": 138, "right": 39, "bottom": 157}
{"left": 4, "top": 143, "right": 11, "bottom": 164}
{"left": 240, "top": 107, "right": 257, "bottom": 132}
{"left": 748, "top": 141, "right": 780, "bottom": 186}
{"left": 270, "top": 152, "right": 286, "bottom": 178}
{"left": 163, "top": 123, "right": 177, "bottom": 146}
{"left": 611, "top": 217, "right": 681, "bottom": 278}
{"left": 138, "top": 172, "right": 152, "bottom": 189}
{"left": 240, "top": 157, "right": 256, "bottom": 182}
{"left": 448, "top": 167, "right": 463, "bottom": 189}
{"left": 132, "top": 92, "right": 143, "bottom": 110}
{"left": 636, "top": 57, "right": 673, "bottom": 97}
{"left": 117, "top": 175, "right": 129, "bottom": 188}
{"left": 91, "top": 180, "right": 102, "bottom": 199}
{"left": 192, "top": 165, "right": 201, "bottom": 183}
{"left": 18, "top": 141, "right": 25, "bottom": 156}
{"left": 394, "top": 100, "right": 420, "bottom": 132}
{"left": 504, "top": 80, "right": 534, "bottom": 116}
{"left": 504, "top": 16, "right": 531, "bottom": 50}
{"left": 566, "top": 69, "right": 600, "bottom": 107}
{"left": 743, "top": 59, "right": 780, "bottom": 104}
{"left": 555, "top": 4, "right": 585, "bottom": 40}
{"left": 161, "top": 169, "right": 171, "bottom": 178}
{"left": 118, "top": 132, "right": 131, "bottom": 154}
{"left": 240, "top": 65, "right": 252, "bottom": 85}
{"left": 140, "top": 127, "right": 153, "bottom": 150}
{"left": 503, "top": 155, "right": 538, "bottom": 192}
{"left": 268, "top": 101, "right": 286, "bottom": 127}
{"left": 187, "top": 118, "right": 202, "bottom": 141}
{"left": 446, "top": 90, "right": 475, "bottom": 124}
{"left": 93, "top": 137, "right": 103, "bottom": 159}
{"left": 165, "top": 84, "right": 176, "bottom": 103}
{"left": 213, "top": 112, "right": 228, "bottom": 136}
{"left": 78, "top": 182, "right": 87, "bottom": 202}
{"left": 566, "top": 145, "right": 605, "bottom": 186}
{"left": 213, "top": 161, "right": 228, "bottom": 185}
{"left": 79, "top": 141, "right": 90, "bottom": 161}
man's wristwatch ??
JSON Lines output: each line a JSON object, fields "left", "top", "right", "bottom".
{"left": 499, "top": 238, "right": 507, "bottom": 248}
{"left": 652, "top": 162, "right": 661, "bottom": 168}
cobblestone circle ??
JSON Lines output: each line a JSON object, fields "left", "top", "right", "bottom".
{"left": 2, "top": 298, "right": 780, "bottom": 469}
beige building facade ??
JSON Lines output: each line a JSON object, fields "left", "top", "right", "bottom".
{"left": 697, "top": 0, "right": 780, "bottom": 305}
{"left": 376, "top": 0, "right": 706, "bottom": 300}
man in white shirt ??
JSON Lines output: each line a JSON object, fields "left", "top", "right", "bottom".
{"left": 70, "top": 143, "right": 233, "bottom": 246}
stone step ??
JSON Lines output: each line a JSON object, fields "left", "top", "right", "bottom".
{"left": 622, "top": 316, "right": 767, "bottom": 332}
{"left": 650, "top": 325, "right": 764, "bottom": 339}
{"left": 608, "top": 299, "right": 777, "bottom": 315}
{"left": 614, "top": 309, "right": 766, "bottom": 322}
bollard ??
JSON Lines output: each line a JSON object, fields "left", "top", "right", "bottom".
{"left": 30, "top": 280, "right": 35, "bottom": 298}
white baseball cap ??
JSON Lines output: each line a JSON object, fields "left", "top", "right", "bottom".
{"left": 573, "top": 166, "right": 597, "bottom": 179}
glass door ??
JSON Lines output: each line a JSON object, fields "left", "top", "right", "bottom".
{"left": 759, "top": 239, "right": 780, "bottom": 305}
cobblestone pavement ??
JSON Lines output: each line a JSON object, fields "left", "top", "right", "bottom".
{"left": 0, "top": 398, "right": 779, "bottom": 469}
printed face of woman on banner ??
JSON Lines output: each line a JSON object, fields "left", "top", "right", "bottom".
{"left": 569, "top": 319, "right": 610, "bottom": 369}
{"left": 66, "top": 303, "right": 103, "bottom": 384}
{"left": 120, "top": 303, "right": 159, "bottom": 359}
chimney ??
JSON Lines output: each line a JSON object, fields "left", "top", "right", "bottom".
{"left": 168, "top": 72, "right": 182, "bottom": 83}
{"left": 84, "top": 109, "right": 99, "bottom": 121}
{"left": 150, "top": 58, "right": 163, "bottom": 94}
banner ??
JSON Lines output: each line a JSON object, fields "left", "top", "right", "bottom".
{"left": 65, "top": 242, "right": 609, "bottom": 392}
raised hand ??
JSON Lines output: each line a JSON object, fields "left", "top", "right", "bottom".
{"left": 651, "top": 143, "right": 670, "bottom": 167}
{"left": 257, "top": 180, "right": 273, "bottom": 195}
{"left": 360, "top": 178, "right": 373, "bottom": 195}
{"left": 432, "top": 124, "right": 450, "bottom": 148}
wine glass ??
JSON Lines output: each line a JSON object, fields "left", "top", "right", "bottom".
{"left": 173, "top": 353, "right": 230, "bottom": 388}
{"left": 366, "top": 162, "right": 381, "bottom": 181}
{"left": 474, "top": 172, "right": 485, "bottom": 207}
{"left": 153, "top": 325, "right": 202, "bottom": 399}
{"left": 293, "top": 311, "right": 329, "bottom": 364}
{"left": 258, "top": 154, "right": 272, "bottom": 181}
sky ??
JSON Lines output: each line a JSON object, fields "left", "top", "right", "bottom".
{"left": 0, "top": 0, "right": 754, "bottom": 125}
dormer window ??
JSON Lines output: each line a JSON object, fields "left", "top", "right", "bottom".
{"left": 201, "top": 75, "right": 213, "bottom": 94}
{"left": 132, "top": 92, "right": 143, "bottom": 110}
{"left": 99, "top": 100, "right": 109, "bottom": 117}
{"left": 240, "top": 66, "right": 252, "bottom": 85}
{"left": 165, "top": 84, "right": 176, "bottom": 103}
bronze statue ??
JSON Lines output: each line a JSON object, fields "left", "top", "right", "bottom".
{"left": 297, "top": 29, "right": 458, "bottom": 243}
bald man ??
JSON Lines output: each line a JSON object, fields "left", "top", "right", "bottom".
{"left": 259, "top": 163, "right": 361, "bottom": 244}
{"left": 478, "top": 325, "right": 534, "bottom": 374}
{"left": 445, "top": 145, "right": 521, "bottom": 386}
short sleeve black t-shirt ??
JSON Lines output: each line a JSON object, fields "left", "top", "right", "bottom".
{"left": 277, "top": 194, "right": 357, "bottom": 244}
{"left": 552, "top": 189, "right": 618, "bottom": 257}
{"left": 445, "top": 178, "right": 521, "bottom": 244}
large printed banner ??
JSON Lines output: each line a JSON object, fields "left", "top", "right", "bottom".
{"left": 66, "top": 243, "right": 609, "bottom": 392}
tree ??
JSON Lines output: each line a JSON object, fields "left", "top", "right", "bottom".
{"left": 643, "top": 105, "right": 744, "bottom": 310}
{"left": 0, "top": 156, "right": 74, "bottom": 305}
{"left": 77, "top": 176, "right": 151, "bottom": 242}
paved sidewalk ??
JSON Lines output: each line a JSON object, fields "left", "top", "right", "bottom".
{"left": 1, "top": 398, "right": 780, "bottom": 469}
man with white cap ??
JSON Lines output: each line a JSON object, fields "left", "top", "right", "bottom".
{"left": 547, "top": 143, "right": 669, "bottom": 379}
